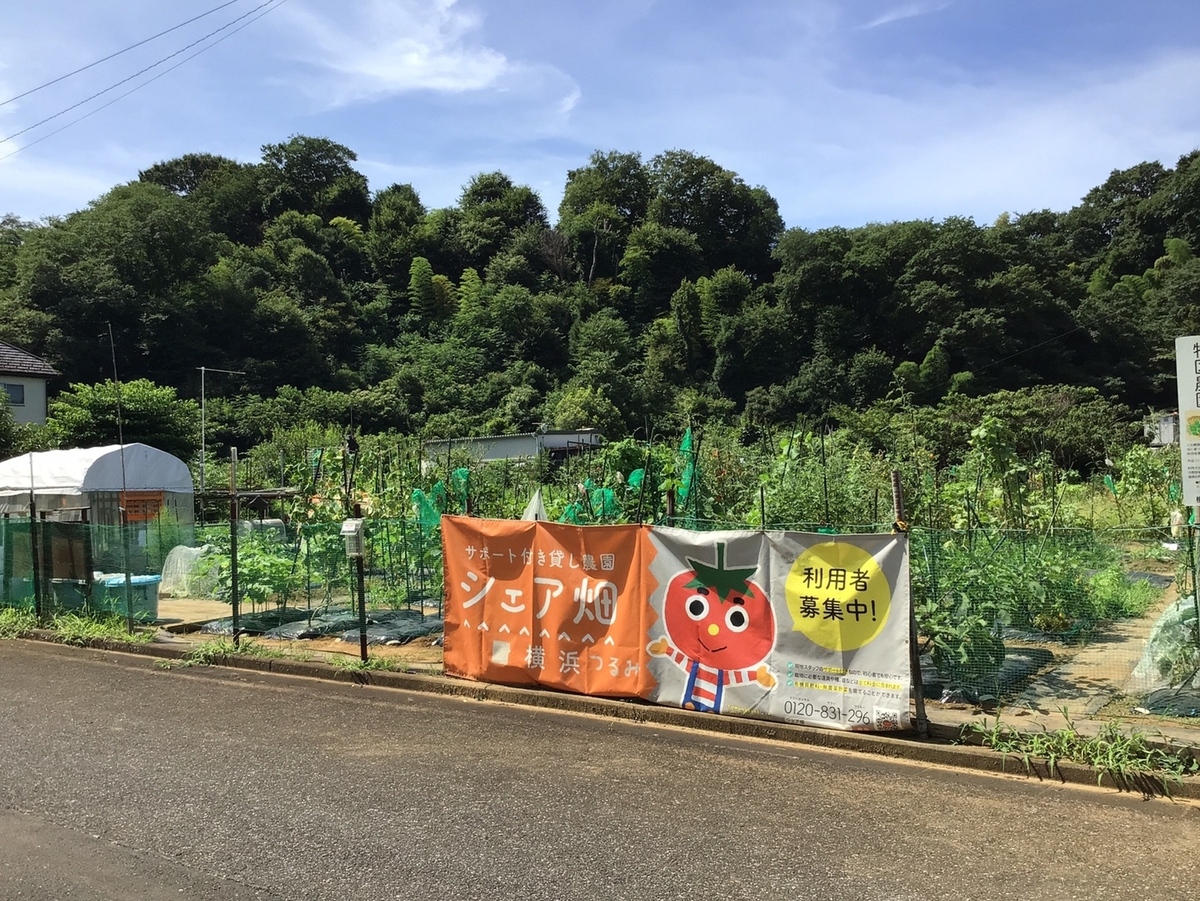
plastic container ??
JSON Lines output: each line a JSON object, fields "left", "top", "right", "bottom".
{"left": 93, "top": 575, "right": 162, "bottom": 622}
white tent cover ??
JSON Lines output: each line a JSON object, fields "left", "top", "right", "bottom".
{"left": 0, "top": 444, "right": 193, "bottom": 495}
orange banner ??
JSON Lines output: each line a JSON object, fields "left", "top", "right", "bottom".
{"left": 442, "top": 516, "right": 657, "bottom": 697}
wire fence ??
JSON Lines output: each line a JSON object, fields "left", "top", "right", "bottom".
{"left": 910, "top": 526, "right": 1198, "bottom": 718}
{"left": 3, "top": 511, "right": 1198, "bottom": 720}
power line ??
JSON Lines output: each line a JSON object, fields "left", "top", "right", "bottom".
{"left": 0, "top": 0, "right": 283, "bottom": 147}
{"left": 0, "top": 0, "right": 245, "bottom": 109}
{"left": 903, "top": 323, "right": 1090, "bottom": 404}
{"left": 971, "top": 324, "right": 1088, "bottom": 376}
{"left": 0, "top": 0, "right": 289, "bottom": 163}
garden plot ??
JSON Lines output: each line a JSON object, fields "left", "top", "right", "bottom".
{"left": 913, "top": 526, "right": 1179, "bottom": 710}
{"left": 156, "top": 595, "right": 445, "bottom": 669}
{"left": 1007, "top": 580, "right": 1179, "bottom": 715}
{"left": 919, "top": 564, "right": 1179, "bottom": 716}
{"left": 195, "top": 605, "right": 442, "bottom": 643}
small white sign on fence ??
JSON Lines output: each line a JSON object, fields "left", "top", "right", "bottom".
{"left": 1176, "top": 335, "right": 1200, "bottom": 506}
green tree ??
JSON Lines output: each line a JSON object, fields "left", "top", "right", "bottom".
{"left": 708, "top": 299, "right": 791, "bottom": 405}
{"left": 669, "top": 279, "right": 709, "bottom": 380}
{"left": 259, "top": 135, "right": 371, "bottom": 224}
{"left": 366, "top": 183, "right": 426, "bottom": 292}
{"left": 560, "top": 309, "right": 642, "bottom": 429}
{"left": 1063, "top": 160, "right": 1168, "bottom": 279}
{"left": 140, "top": 152, "right": 242, "bottom": 196}
{"left": 559, "top": 151, "right": 651, "bottom": 282}
{"left": 559, "top": 150, "right": 650, "bottom": 227}
{"left": 46, "top": 379, "right": 200, "bottom": 460}
{"left": 550, "top": 383, "right": 625, "bottom": 436}
{"left": 0, "top": 391, "right": 22, "bottom": 458}
{"left": 456, "top": 172, "right": 548, "bottom": 273}
{"left": 647, "top": 150, "right": 783, "bottom": 280}
{"left": 140, "top": 153, "right": 269, "bottom": 244}
{"left": 696, "top": 266, "right": 753, "bottom": 342}
{"left": 408, "top": 256, "right": 437, "bottom": 325}
{"left": 488, "top": 285, "right": 566, "bottom": 371}
{"left": 847, "top": 347, "right": 895, "bottom": 407}
{"left": 619, "top": 222, "right": 704, "bottom": 324}
{"left": 13, "top": 182, "right": 217, "bottom": 387}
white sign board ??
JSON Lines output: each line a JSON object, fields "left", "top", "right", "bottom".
{"left": 1177, "top": 336, "right": 1200, "bottom": 506}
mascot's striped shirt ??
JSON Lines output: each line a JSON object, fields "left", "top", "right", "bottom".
{"left": 657, "top": 643, "right": 760, "bottom": 714}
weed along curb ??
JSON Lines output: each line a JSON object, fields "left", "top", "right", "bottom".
{"left": 15, "top": 633, "right": 1200, "bottom": 801}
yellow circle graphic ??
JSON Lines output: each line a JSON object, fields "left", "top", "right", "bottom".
{"left": 785, "top": 542, "right": 890, "bottom": 651}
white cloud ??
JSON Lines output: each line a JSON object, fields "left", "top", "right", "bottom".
{"left": 552, "top": 23, "right": 1200, "bottom": 228}
{"left": 558, "top": 87, "right": 582, "bottom": 116}
{"left": 275, "top": 0, "right": 577, "bottom": 110}
{"left": 763, "top": 51, "right": 1200, "bottom": 226}
{"left": 3, "top": 0, "right": 1199, "bottom": 230}
{"left": 862, "top": 1, "right": 954, "bottom": 30}
{"left": 0, "top": 153, "right": 117, "bottom": 221}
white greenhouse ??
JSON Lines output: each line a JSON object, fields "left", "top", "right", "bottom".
{"left": 0, "top": 445, "right": 194, "bottom": 615}
{"left": 0, "top": 443, "right": 194, "bottom": 526}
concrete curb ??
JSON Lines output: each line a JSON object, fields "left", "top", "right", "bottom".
{"left": 14, "top": 632, "right": 1200, "bottom": 801}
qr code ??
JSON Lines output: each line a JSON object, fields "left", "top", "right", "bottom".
{"left": 873, "top": 708, "right": 901, "bottom": 730}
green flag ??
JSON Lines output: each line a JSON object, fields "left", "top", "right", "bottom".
{"left": 410, "top": 489, "right": 441, "bottom": 530}
{"left": 450, "top": 467, "right": 470, "bottom": 509}
{"left": 679, "top": 428, "right": 695, "bottom": 507}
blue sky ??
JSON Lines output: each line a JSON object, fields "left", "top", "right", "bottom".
{"left": 2, "top": 0, "right": 1199, "bottom": 230}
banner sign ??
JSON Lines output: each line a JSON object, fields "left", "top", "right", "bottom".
{"left": 1177, "top": 335, "right": 1200, "bottom": 506}
{"left": 442, "top": 517, "right": 911, "bottom": 732}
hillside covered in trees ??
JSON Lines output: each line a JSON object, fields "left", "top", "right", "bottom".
{"left": 1, "top": 136, "right": 1199, "bottom": 471}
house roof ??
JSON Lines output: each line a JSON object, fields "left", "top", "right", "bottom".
{"left": 421, "top": 429, "right": 604, "bottom": 461}
{"left": 0, "top": 341, "right": 57, "bottom": 378}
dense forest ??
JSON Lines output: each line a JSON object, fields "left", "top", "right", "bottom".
{"left": 2, "top": 136, "right": 1199, "bottom": 473}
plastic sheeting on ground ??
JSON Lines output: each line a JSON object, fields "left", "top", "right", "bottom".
{"left": 338, "top": 616, "right": 444, "bottom": 646}
{"left": 1128, "top": 595, "right": 1200, "bottom": 710}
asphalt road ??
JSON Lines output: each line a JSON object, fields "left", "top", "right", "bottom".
{"left": 1, "top": 641, "right": 1197, "bottom": 901}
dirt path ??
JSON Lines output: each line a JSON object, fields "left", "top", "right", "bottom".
{"left": 1011, "top": 589, "right": 1180, "bottom": 716}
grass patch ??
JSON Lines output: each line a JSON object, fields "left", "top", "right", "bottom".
{"left": 331, "top": 653, "right": 407, "bottom": 674}
{"left": 1086, "top": 565, "right": 1162, "bottom": 619}
{"left": 170, "top": 637, "right": 289, "bottom": 668}
{"left": 0, "top": 607, "right": 37, "bottom": 639}
{"left": 963, "top": 707, "right": 1198, "bottom": 795}
{"left": 51, "top": 612, "right": 152, "bottom": 646}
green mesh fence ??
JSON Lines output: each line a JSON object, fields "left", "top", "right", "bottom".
{"left": 910, "top": 526, "right": 1193, "bottom": 711}
{"left": 290, "top": 518, "right": 443, "bottom": 614}
{"left": 6, "top": 507, "right": 1199, "bottom": 721}
{"left": 0, "top": 515, "right": 171, "bottom": 621}
{"left": 1, "top": 517, "right": 35, "bottom": 612}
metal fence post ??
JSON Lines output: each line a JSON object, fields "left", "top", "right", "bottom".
{"left": 30, "top": 504, "right": 42, "bottom": 621}
{"left": 893, "top": 470, "right": 929, "bottom": 739}
{"left": 230, "top": 448, "right": 240, "bottom": 647}
{"left": 355, "top": 503, "right": 368, "bottom": 663}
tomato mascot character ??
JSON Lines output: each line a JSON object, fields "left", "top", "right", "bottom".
{"left": 647, "top": 542, "right": 777, "bottom": 713}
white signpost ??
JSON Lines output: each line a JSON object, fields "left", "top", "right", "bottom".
{"left": 1177, "top": 336, "right": 1200, "bottom": 506}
